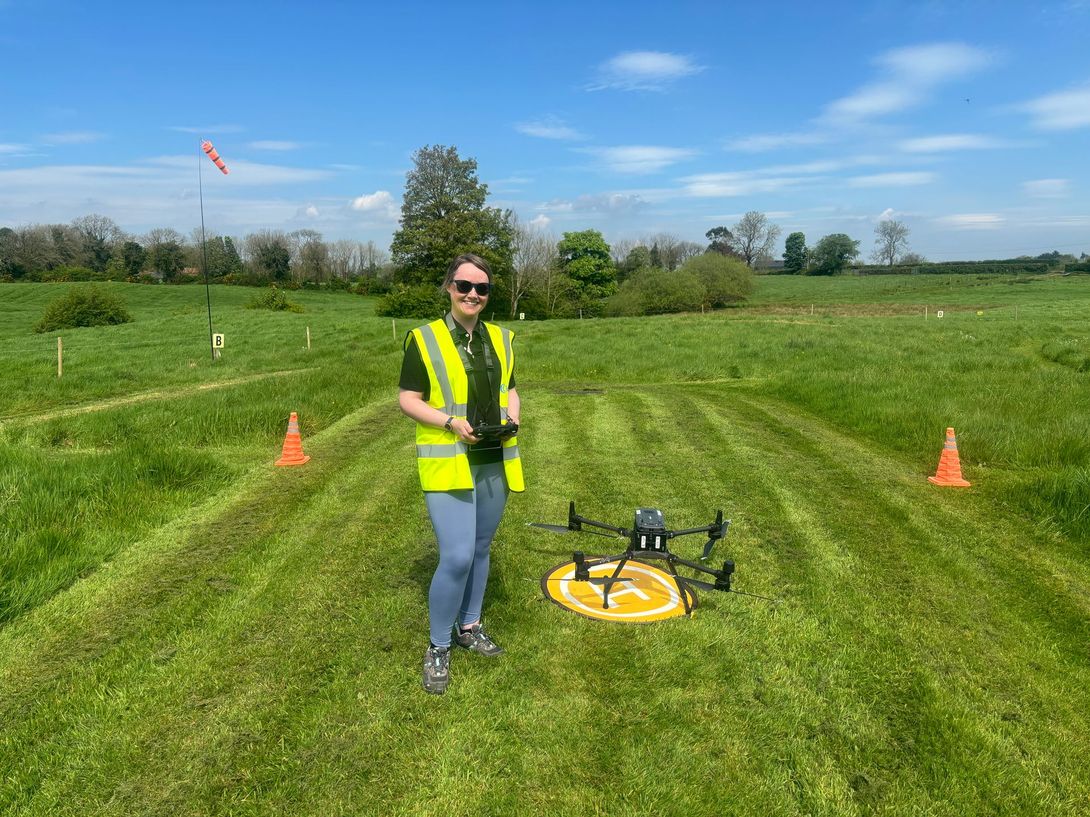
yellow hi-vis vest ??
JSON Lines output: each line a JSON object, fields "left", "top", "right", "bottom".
{"left": 409, "top": 317, "right": 525, "bottom": 493}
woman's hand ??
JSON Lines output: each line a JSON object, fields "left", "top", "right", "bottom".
{"left": 450, "top": 418, "right": 480, "bottom": 444}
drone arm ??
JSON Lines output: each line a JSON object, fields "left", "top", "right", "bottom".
{"left": 669, "top": 510, "right": 727, "bottom": 540}
{"left": 568, "top": 502, "right": 628, "bottom": 537}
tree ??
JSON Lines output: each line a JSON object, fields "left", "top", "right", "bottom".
{"left": 619, "top": 245, "right": 653, "bottom": 281}
{"left": 511, "top": 216, "right": 557, "bottom": 318}
{"left": 871, "top": 219, "right": 910, "bottom": 267}
{"left": 71, "top": 214, "right": 123, "bottom": 272}
{"left": 644, "top": 232, "right": 702, "bottom": 271}
{"left": 109, "top": 240, "right": 146, "bottom": 279}
{"left": 0, "top": 227, "right": 15, "bottom": 278}
{"left": 705, "top": 226, "right": 735, "bottom": 256}
{"left": 680, "top": 252, "right": 753, "bottom": 308}
{"left": 200, "top": 236, "right": 243, "bottom": 279}
{"left": 810, "top": 234, "right": 860, "bottom": 275}
{"left": 783, "top": 232, "right": 808, "bottom": 273}
{"left": 390, "top": 144, "right": 514, "bottom": 285}
{"left": 297, "top": 233, "right": 330, "bottom": 283}
{"left": 556, "top": 230, "right": 617, "bottom": 313}
{"left": 729, "top": 211, "right": 782, "bottom": 268}
{"left": 244, "top": 230, "right": 293, "bottom": 281}
{"left": 254, "top": 244, "right": 291, "bottom": 282}
{"left": 148, "top": 240, "right": 186, "bottom": 281}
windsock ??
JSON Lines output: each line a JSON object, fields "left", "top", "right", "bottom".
{"left": 201, "top": 140, "right": 230, "bottom": 175}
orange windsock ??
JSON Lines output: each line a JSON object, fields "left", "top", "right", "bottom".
{"left": 928, "top": 427, "right": 971, "bottom": 487}
{"left": 275, "top": 412, "right": 310, "bottom": 466}
{"left": 201, "top": 140, "right": 230, "bottom": 175}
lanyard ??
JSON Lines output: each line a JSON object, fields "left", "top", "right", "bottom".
{"left": 444, "top": 313, "right": 499, "bottom": 421}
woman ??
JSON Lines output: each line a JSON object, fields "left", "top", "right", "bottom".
{"left": 398, "top": 253, "right": 524, "bottom": 695}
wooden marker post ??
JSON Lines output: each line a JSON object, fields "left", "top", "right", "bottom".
{"left": 57, "top": 337, "right": 63, "bottom": 378}
{"left": 306, "top": 326, "right": 311, "bottom": 350}
{"left": 392, "top": 318, "right": 396, "bottom": 342}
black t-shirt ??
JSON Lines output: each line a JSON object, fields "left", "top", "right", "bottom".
{"left": 399, "top": 321, "right": 516, "bottom": 465}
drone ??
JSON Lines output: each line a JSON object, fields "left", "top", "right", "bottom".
{"left": 530, "top": 502, "right": 776, "bottom": 616}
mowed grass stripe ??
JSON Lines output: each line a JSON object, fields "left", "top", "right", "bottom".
{"left": 0, "top": 406, "right": 419, "bottom": 814}
{"left": 679, "top": 388, "right": 1090, "bottom": 812}
{"left": 0, "top": 395, "right": 401, "bottom": 695}
{"left": 0, "top": 367, "right": 318, "bottom": 426}
{"left": 493, "top": 390, "right": 830, "bottom": 816}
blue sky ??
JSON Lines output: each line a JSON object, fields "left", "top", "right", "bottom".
{"left": 1, "top": 0, "right": 1088, "bottom": 261}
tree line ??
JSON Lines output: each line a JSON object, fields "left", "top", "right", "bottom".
{"left": 4, "top": 143, "right": 1085, "bottom": 318}
{"left": 0, "top": 217, "right": 391, "bottom": 289}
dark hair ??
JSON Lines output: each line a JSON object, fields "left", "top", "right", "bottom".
{"left": 441, "top": 253, "right": 492, "bottom": 289}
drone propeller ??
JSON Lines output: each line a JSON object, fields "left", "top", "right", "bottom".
{"left": 541, "top": 576, "right": 635, "bottom": 585}
{"left": 527, "top": 522, "right": 574, "bottom": 534}
{"left": 527, "top": 522, "right": 621, "bottom": 538}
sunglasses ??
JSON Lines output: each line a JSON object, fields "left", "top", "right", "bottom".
{"left": 452, "top": 279, "right": 491, "bottom": 296}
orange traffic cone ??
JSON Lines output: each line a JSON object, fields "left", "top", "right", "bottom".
{"left": 275, "top": 412, "right": 310, "bottom": 466}
{"left": 928, "top": 427, "right": 970, "bottom": 487}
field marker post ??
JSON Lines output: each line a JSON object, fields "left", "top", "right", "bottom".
{"left": 811, "top": 304, "right": 814, "bottom": 316}
{"left": 57, "top": 337, "right": 62, "bottom": 378}
{"left": 306, "top": 326, "right": 311, "bottom": 350}
{"left": 392, "top": 318, "right": 396, "bottom": 342}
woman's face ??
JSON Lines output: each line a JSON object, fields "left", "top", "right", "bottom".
{"left": 447, "top": 262, "right": 490, "bottom": 323}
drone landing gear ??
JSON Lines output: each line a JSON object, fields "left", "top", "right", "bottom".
{"left": 572, "top": 549, "right": 736, "bottom": 616}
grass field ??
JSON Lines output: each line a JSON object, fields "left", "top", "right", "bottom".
{"left": 1, "top": 275, "right": 1088, "bottom": 816}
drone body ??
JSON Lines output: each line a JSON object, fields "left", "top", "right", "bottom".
{"left": 530, "top": 502, "right": 774, "bottom": 618}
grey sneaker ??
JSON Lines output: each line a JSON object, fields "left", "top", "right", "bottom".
{"left": 454, "top": 623, "right": 504, "bottom": 657}
{"left": 422, "top": 645, "right": 450, "bottom": 694}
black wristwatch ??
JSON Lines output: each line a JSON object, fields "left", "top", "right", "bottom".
{"left": 443, "top": 416, "right": 455, "bottom": 432}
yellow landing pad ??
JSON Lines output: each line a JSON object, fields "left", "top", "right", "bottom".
{"left": 541, "top": 559, "right": 698, "bottom": 623}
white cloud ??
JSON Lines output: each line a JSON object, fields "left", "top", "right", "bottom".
{"left": 0, "top": 143, "right": 30, "bottom": 154}
{"left": 42, "top": 131, "right": 105, "bottom": 145}
{"left": 878, "top": 208, "right": 897, "bottom": 221}
{"left": 304, "top": 204, "right": 319, "bottom": 217}
{"left": 588, "top": 51, "right": 703, "bottom": 91}
{"left": 348, "top": 190, "right": 399, "bottom": 221}
{"left": 169, "top": 124, "right": 245, "bottom": 134}
{"left": 938, "top": 213, "right": 1004, "bottom": 229}
{"left": 0, "top": 161, "right": 326, "bottom": 233}
{"left": 137, "top": 155, "right": 333, "bottom": 185}
{"left": 823, "top": 42, "right": 992, "bottom": 124}
{"left": 515, "top": 117, "right": 585, "bottom": 140}
{"left": 681, "top": 172, "right": 809, "bottom": 197}
{"left": 679, "top": 155, "right": 884, "bottom": 198}
{"left": 248, "top": 140, "right": 303, "bottom": 151}
{"left": 1022, "top": 178, "right": 1070, "bottom": 198}
{"left": 1019, "top": 81, "right": 1090, "bottom": 130}
{"left": 540, "top": 193, "right": 646, "bottom": 214}
{"left": 350, "top": 190, "right": 394, "bottom": 211}
{"left": 581, "top": 145, "right": 697, "bottom": 174}
{"left": 878, "top": 42, "right": 992, "bottom": 85}
{"left": 898, "top": 133, "right": 1002, "bottom": 152}
{"left": 725, "top": 132, "right": 830, "bottom": 152}
{"left": 848, "top": 171, "right": 936, "bottom": 187}
{"left": 529, "top": 214, "right": 551, "bottom": 229}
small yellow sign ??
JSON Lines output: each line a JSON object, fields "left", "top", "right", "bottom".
{"left": 212, "top": 333, "right": 225, "bottom": 348}
{"left": 541, "top": 559, "right": 698, "bottom": 623}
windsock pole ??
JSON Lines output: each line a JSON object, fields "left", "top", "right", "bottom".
{"left": 198, "top": 140, "right": 215, "bottom": 361}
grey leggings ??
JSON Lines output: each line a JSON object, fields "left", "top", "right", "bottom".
{"left": 424, "top": 461, "right": 508, "bottom": 648}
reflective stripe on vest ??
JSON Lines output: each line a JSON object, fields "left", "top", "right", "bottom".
{"left": 412, "top": 318, "right": 524, "bottom": 493}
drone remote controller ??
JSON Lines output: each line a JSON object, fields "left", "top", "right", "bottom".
{"left": 471, "top": 420, "right": 518, "bottom": 441}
